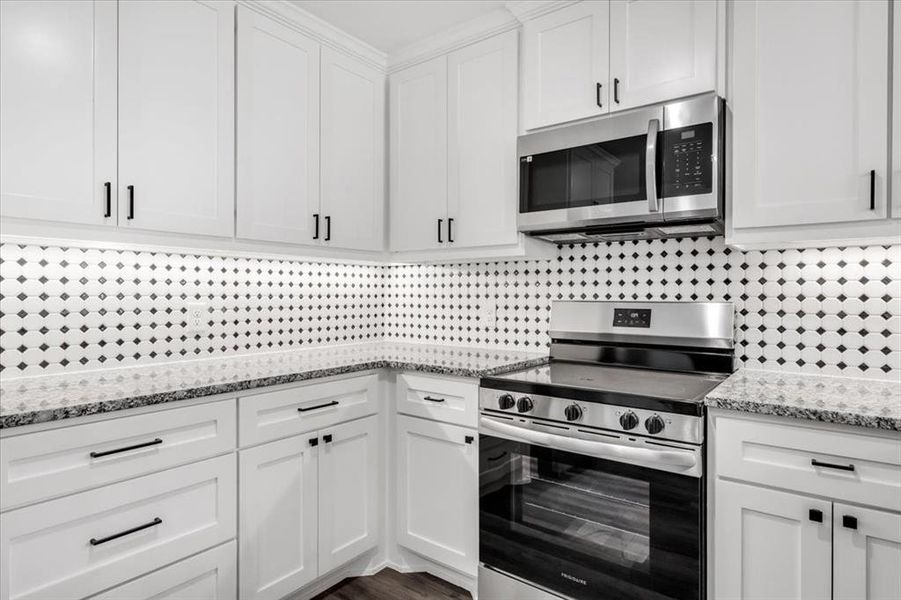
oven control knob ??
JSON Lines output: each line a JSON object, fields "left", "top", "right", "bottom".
{"left": 564, "top": 404, "right": 582, "bottom": 422}
{"left": 645, "top": 415, "right": 665, "bottom": 435}
{"left": 497, "top": 393, "right": 515, "bottom": 410}
{"left": 619, "top": 411, "right": 639, "bottom": 430}
{"left": 516, "top": 397, "right": 534, "bottom": 413}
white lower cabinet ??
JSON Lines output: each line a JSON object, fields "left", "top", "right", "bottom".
{"left": 0, "top": 454, "right": 236, "bottom": 600}
{"left": 833, "top": 504, "right": 901, "bottom": 600}
{"left": 396, "top": 414, "right": 478, "bottom": 576}
{"left": 239, "top": 415, "right": 379, "bottom": 600}
{"left": 89, "top": 541, "right": 237, "bottom": 600}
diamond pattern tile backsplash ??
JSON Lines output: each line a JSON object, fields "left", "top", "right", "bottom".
{"left": 1, "top": 237, "right": 899, "bottom": 379}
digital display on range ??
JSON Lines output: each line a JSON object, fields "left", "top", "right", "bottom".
{"left": 613, "top": 308, "right": 652, "bottom": 328}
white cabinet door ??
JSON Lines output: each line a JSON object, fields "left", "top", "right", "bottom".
{"left": 90, "top": 541, "right": 237, "bottom": 600}
{"left": 236, "top": 6, "right": 320, "bottom": 245}
{"left": 731, "top": 0, "right": 890, "bottom": 229}
{"left": 239, "top": 436, "right": 319, "bottom": 600}
{"left": 834, "top": 504, "right": 901, "bottom": 600}
{"left": 893, "top": 0, "right": 901, "bottom": 217}
{"left": 715, "top": 480, "right": 832, "bottom": 600}
{"left": 318, "top": 416, "right": 379, "bottom": 573}
{"left": 0, "top": 0, "right": 116, "bottom": 226}
{"left": 396, "top": 415, "right": 477, "bottom": 576}
{"left": 609, "top": 0, "right": 716, "bottom": 111}
{"left": 522, "top": 1, "right": 609, "bottom": 130}
{"left": 118, "top": 0, "right": 234, "bottom": 237}
{"left": 320, "top": 48, "right": 385, "bottom": 252}
{"left": 447, "top": 30, "right": 519, "bottom": 249}
{"left": 389, "top": 56, "right": 448, "bottom": 252}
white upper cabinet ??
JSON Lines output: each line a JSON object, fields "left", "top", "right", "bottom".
{"left": 731, "top": 0, "right": 890, "bottom": 230}
{"left": 236, "top": 6, "right": 320, "bottom": 246}
{"left": 893, "top": 0, "right": 901, "bottom": 216}
{"left": 118, "top": 0, "right": 235, "bottom": 237}
{"left": 833, "top": 504, "right": 901, "bottom": 600}
{"left": 447, "top": 30, "right": 519, "bottom": 249}
{"left": 0, "top": 0, "right": 116, "bottom": 226}
{"left": 320, "top": 48, "right": 385, "bottom": 252}
{"left": 609, "top": 0, "right": 716, "bottom": 111}
{"left": 522, "top": 1, "right": 610, "bottom": 130}
{"left": 389, "top": 56, "right": 448, "bottom": 252}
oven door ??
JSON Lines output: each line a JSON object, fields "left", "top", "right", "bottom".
{"left": 479, "top": 419, "right": 704, "bottom": 600}
{"left": 517, "top": 106, "right": 664, "bottom": 233}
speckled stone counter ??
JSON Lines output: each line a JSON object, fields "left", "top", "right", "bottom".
{"left": 705, "top": 369, "right": 901, "bottom": 431}
{"left": 0, "top": 342, "right": 548, "bottom": 429}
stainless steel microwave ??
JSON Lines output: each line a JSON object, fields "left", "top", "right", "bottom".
{"left": 518, "top": 94, "right": 725, "bottom": 242}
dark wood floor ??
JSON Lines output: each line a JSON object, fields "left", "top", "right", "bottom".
{"left": 311, "top": 568, "right": 472, "bottom": 600}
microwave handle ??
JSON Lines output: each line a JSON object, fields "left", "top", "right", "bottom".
{"left": 646, "top": 118, "right": 660, "bottom": 213}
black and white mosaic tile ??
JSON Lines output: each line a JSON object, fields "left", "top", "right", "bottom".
{"left": 1, "top": 238, "right": 899, "bottom": 379}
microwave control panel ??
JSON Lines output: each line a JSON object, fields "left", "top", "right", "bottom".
{"left": 661, "top": 122, "right": 713, "bottom": 198}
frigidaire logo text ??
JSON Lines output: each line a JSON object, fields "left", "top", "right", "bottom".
{"left": 560, "top": 572, "right": 587, "bottom": 586}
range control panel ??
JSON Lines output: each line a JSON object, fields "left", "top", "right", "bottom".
{"left": 613, "top": 308, "right": 651, "bottom": 328}
{"left": 662, "top": 122, "right": 713, "bottom": 198}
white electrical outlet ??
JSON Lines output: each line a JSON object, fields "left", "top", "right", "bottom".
{"left": 185, "top": 301, "right": 209, "bottom": 334}
{"left": 478, "top": 298, "right": 497, "bottom": 327}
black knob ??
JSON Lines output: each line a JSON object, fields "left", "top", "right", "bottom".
{"left": 497, "top": 393, "right": 515, "bottom": 410}
{"left": 645, "top": 415, "right": 665, "bottom": 435}
{"left": 564, "top": 404, "right": 582, "bottom": 422}
{"left": 619, "top": 411, "right": 639, "bottom": 430}
{"left": 516, "top": 397, "right": 533, "bottom": 413}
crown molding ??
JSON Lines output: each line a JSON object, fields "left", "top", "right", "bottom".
{"left": 505, "top": 0, "right": 580, "bottom": 23}
{"left": 387, "top": 7, "right": 520, "bottom": 74}
{"left": 238, "top": 0, "right": 388, "bottom": 72}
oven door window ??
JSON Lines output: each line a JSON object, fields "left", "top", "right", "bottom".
{"left": 520, "top": 134, "right": 649, "bottom": 213}
{"left": 479, "top": 434, "right": 702, "bottom": 600}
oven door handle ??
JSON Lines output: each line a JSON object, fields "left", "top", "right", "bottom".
{"left": 646, "top": 118, "right": 660, "bottom": 213}
{"left": 479, "top": 416, "right": 697, "bottom": 471}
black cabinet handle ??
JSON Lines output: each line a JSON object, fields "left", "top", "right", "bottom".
{"left": 423, "top": 396, "right": 446, "bottom": 403}
{"left": 323, "top": 434, "right": 333, "bottom": 444}
{"left": 842, "top": 515, "right": 858, "bottom": 530}
{"left": 309, "top": 437, "right": 319, "bottom": 446}
{"left": 90, "top": 438, "right": 163, "bottom": 458}
{"left": 313, "top": 214, "right": 320, "bottom": 240}
{"left": 104, "top": 182, "right": 112, "bottom": 218}
{"left": 298, "top": 400, "right": 339, "bottom": 413}
{"left": 90, "top": 517, "right": 162, "bottom": 546}
{"left": 811, "top": 458, "right": 855, "bottom": 472}
{"left": 447, "top": 217, "right": 454, "bottom": 243}
{"left": 325, "top": 215, "right": 331, "bottom": 241}
{"left": 613, "top": 78, "right": 620, "bottom": 104}
{"left": 870, "top": 169, "right": 876, "bottom": 210}
{"left": 127, "top": 185, "right": 135, "bottom": 219}
{"left": 465, "top": 435, "right": 474, "bottom": 444}
{"left": 809, "top": 509, "right": 823, "bottom": 523}
{"left": 437, "top": 218, "right": 443, "bottom": 243}
{"left": 596, "top": 82, "right": 602, "bottom": 108}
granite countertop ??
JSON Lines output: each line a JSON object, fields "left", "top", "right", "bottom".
{"left": 0, "top": 342, "right": 548, "bottom": 429}
{"left": 705, "top": 369, "right": 901, "bottom": 431}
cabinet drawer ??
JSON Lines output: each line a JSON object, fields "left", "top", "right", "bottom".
{"left": 0, "top": 454, "right": 236, "bottom": 600}
{"left": 0, "top": 400, "right": 236, "bottom": 511}
{"left": 238, "top": 374, "right": 378, "bottom": 447}
{"left": 715, "top": 416, "right": 901, "bottom": 510}
{"left": 396, "top": 373, "right": 478, "bottom": 428}
{"left": 89, "top": 541, "right": 236, "bottom": 600}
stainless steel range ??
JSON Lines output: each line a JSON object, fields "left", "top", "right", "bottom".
{"left": 477, "top": 301, "right": 735, "bottom": 600}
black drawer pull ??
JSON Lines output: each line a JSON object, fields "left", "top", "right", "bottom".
{"left": 843, "top": 515, "right": 858, "bottom": 530}
{"left": 90, "top": 517, "right": 162, "bottom": 546}
{"left": 127, "top": 185, "right": 135, "bottom": 219}
{"left": 323, "top": 434, "right": 333, "bottom": 444}
{"left": 90, "top": 438, "right": 163, "bottom": 458}
{"left": 104, "top": 181, "right": 112, "bottom": 217}
{"left": 811, "top": 459, "right": 855, "bottom": 472}
{"left": 423, "top": 396, "right": 445, "bottom": 403}
{"left": 298, "top": 400, "right": 339, "bottom": 413}
{"left": 465, "top": 435, "right": 474, "bottom": 444}
{"left": 809, "top": 508, "right": 823, "bottom": 523}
